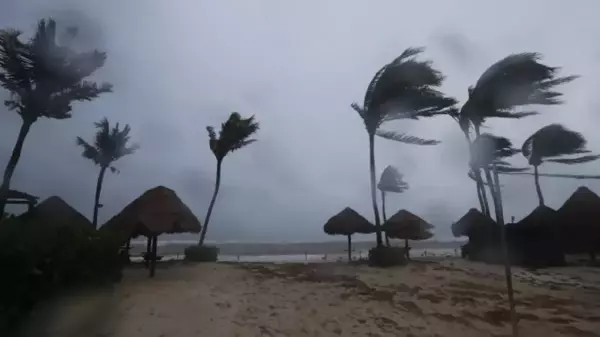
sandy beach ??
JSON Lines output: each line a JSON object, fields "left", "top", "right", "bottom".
{"left": 18, "top": 259, "right": 600, "bottom": 337}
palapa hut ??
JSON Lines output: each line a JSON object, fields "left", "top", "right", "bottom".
{"left": 101, "top": 186, "right": 202, "bottom": 277}
{"left": 555, "top": 186, "right": 600, "bottom": 260}
{"left": 451, "top": 208, "right": 501, "bottom": 262}
{"left": 323, "top": 207, "right": 375, "bottom": 262}
{"left": 10, "top": 196, "right": 93, "bottom": 229}
{"left": 506, "top": 205, "right": 564, "bottom": 267}
{"left": 382, "top": 209, "right": 433, "bottom": 259}
{"left": 1, "top": 189, "right": 40, "bottom": 215}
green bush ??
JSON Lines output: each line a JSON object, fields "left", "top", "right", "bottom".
{"left": 368, "top": 246, "right": 407, "bottom": 267}
{"left": 184, "top": 245, "right": 219, "bottom": 262}
{"left": 0, "top": 219, "right": 123, "bottom": 334}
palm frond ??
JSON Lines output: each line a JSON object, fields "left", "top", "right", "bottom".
{"left": 471, "top": 133, "right": 519, "bottom": 167}
{"left": 1, "top": 18, "right": 112, "bottom": 121}
{"left": 464, "top": 52, "right": 578, "bottom": 124}
{"left": 210, "top": 112, "right": 260, "bottom": 160}
{"left": 522, "top": 123, "right": 593, "bottom": 166}
{"left": 376, "top": 130, "right": 440, "bottom": 145}
{"left": 378, "top": 165, "right": 410, "bottom": 193}
{"left": 76, "top": 136, "right": 100, "bottom": 164}
{"left": 359, "top": 47, "right": 456, "bottom": 133}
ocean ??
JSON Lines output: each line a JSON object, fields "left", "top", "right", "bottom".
{"left": 128, "top": 239, "right": 462, "bottom": 263}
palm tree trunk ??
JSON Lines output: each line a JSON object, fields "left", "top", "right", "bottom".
{"left": 483, "top": 168, "right": 498, "bottom": 216}
{"left": 199, "top": 159, "right": 223, "bottom": 245}
{"left": 0, "top": 121, "right": 33, "bottom": 217}
{"left": 533, "top": 165, "right": 545, "bottom": 206}
{"left": 368, "top": 133, "right": 383, "bottom": 247}
{"left": 347, "top": 235, "right": 352, "bottom": 262}
{"left": 492, "top": 164, "right": 518, "bottom": 337}
{"left": 476, "top": 180, "right": 487, "bottom": 214}
{"left": 381, "top": 190, "right": 390, "bottom": 246}
{"left": 463, "top": 129, "right": 491, "bottom": 217}
{"left": 92, "top": 166, "right": 108, "bottom": 229}
{"left": 475, "top": 169, "right": 491, "bottom": 217}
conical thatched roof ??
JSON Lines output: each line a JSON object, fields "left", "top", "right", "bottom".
{"left": 323, "top": 207, "right": 375, "bottom": 236}
{"left": 101, "top": 186, "right": 201, "bottom": 241}
{"left": 11, "top": 196, "right": 92, "bottom": 229}
{"left": 516, "top": 205, "right": 557, "bottom": 228}
{"left": 451, "top": 208, "right": 496, "bottom": 237}
{"left": 383, "top": 209, "right": 434, "bottom": 240}
{"left": 557, "top": 186, "right": 600, "bottom": 220}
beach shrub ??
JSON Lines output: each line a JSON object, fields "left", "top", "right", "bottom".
{"left": 368, "top": 246, "right": 406, "bottom": 267}
{"left": 0, "top": 219, "right": 123, "bottom": 334}
{"left": 184, "top": 245, "right": 219, "bottom": 262}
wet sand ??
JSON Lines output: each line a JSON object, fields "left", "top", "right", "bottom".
{"left": 17, "top": 259, "right": 600, "bottom": 337}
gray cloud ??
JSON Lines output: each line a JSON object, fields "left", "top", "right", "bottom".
{"left": 2, "top": 0, "right": 600, "bottom": 242}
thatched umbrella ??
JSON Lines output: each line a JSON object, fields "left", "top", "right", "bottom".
{"left": 555, "top": 186, "right": 600, "bottom": 260}
{"left": 323, "top": 207, "right": 375, "bottom": 262}
{"left": 101, "top": 186, "right": 202, "bottom": 277}
{"left": 382, "top": 209, "right": 433, "bottom": 259}
{"left": 451, "top": 208, "right": 496, "bottom": 237}
{"left": 4, "top": 189, "right": 39, "bottom": 212}
{"left": 451, "top": 208, "right": 499, "bottom": 262}
{"left": 507, "top": 205, "right": 564, "bottom": 267}
{"left": 10, "top": 196, "right": 93, "bottom": 229}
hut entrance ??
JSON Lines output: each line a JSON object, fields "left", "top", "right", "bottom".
{"left": 0, "top": 189, "right": 39, "bottom": 220}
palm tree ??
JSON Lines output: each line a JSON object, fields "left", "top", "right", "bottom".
{"left": 351, "top": 47, "right": 456, "bottom": 247}
{"left": 76, "top": 118, "right": 139, "bottom": 228}
{"left": 470, "top": 133, "right": 519, "bottom": 337}
{"left": 198, "top": 112, "right": 259, "bottom": 245}
{"left": 459, "top": 52, "right": 578, "bottom": 217}
{"left": 377, "top": 165, "right": 409, "bottom": 246}
{"left": 0, "top": 18, "right": 112, "bottom": 216}
{"left": 522, "top": 124, "right": 599, "bottom": 206}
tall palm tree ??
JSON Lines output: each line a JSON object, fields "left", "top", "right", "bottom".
{"left": 470, "top": 133, "right": 520, "bottom": 337}
{"left": 76, "top": 118, "right": 139, "bottom": 228}
{"left": 198, "top": 112, "right": 259, "bottom": 245}
{"left": 377, "top": 165, "right": 409, "bottom": 246}
{"left": 459, "top": 52, "right": 578, "bottom": 217}
{"left": 0, "top": 18, "right": 112, "bottom": 216}
{"left": 522, "top": 124, "right": 599, "bottom": 206}
{"left": 351, "top": 47, "right": 456, "bottom": 247}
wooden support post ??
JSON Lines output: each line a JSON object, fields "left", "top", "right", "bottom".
{"left": 149, "top": 235, "right": 158, "bottom": 278}
{"left": 145, "top": 236, "right": 152, "bottom": 268}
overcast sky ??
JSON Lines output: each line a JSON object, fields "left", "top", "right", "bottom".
{"left": 2, "top": 0, "right": 600, "bottom": 242}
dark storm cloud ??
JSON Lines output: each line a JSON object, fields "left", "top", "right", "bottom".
{"left": 2, "top": 0, "right": 600, "bottom": 241}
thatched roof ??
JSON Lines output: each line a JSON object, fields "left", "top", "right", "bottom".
{"left": 101, "top": 186, "right": 201, "bottom": 240}
{"left": 11, "top": 196, "right": 92, "bottom": 229}
{"left": 452, "top": 208, "right": 497, "bottom": 237}
{"left": 515, "top": 205, "right": 557, "bottom": 229}
{"left": 6, "top": 189, "right": 39, "bottom": 202}
{"left": 382, "top": 209, "right": 434, "bottom": 240}
{"left": 557, "top": 186, "right": 600, "bottom": 222}
{"left": 323, "top": 207, "right": 375, "bottom": 236}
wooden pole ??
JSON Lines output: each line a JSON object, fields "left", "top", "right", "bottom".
{"left": 493, "top": 164, "right": 518, "bottom": 337}
{"left": 145, "top": 236, "right": 152, "bottom": 268}
{"left": 347, "top": 235, "right": 352, "bottom": 262}
{"left": 150, "top": 235, "right": 158, "bottom": 278}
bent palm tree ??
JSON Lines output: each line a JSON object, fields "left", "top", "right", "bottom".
{"left": 470, "top": 133, "right": 520, "bottom": 337}
{"left": 377, "top": 165, "right": 409, "bottom": 246}
{"left": 352, "top": 47, "right": 456, "bottom": 247}
{"left": 198, "top": 112, "right": 259, "bottom": 245}
{"left": 0, "top": 18, "right": 112, "bottom": 216}
{"left": 460, "top": 53, "right": 578, "bottom": 217}
{"left": 522, "top": 124, "right": 599, "bottom": 206}
{"left": 77, "top": 118, "right": 139, "bottom": 228}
